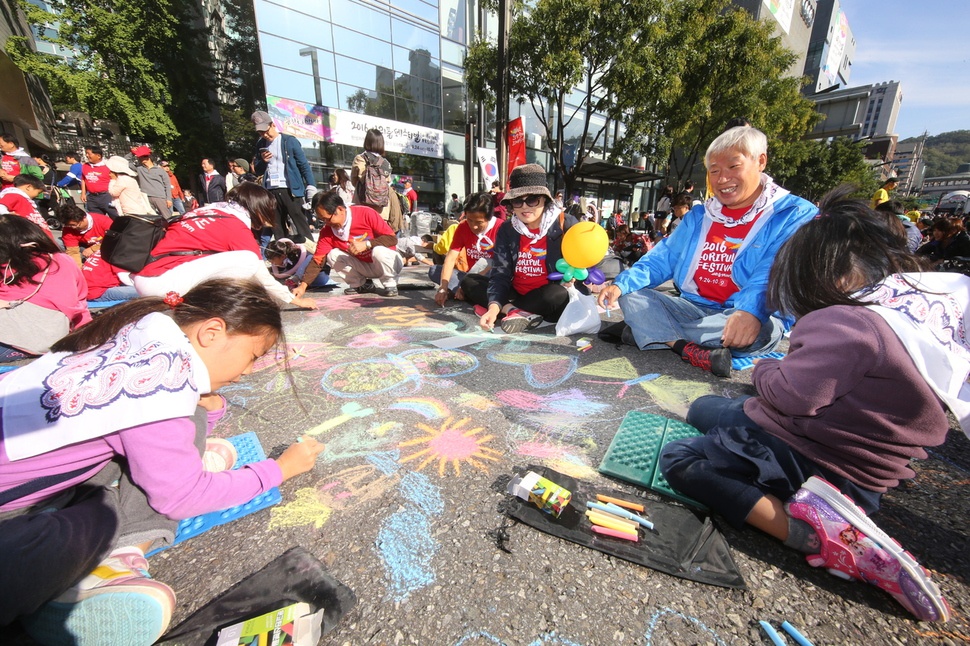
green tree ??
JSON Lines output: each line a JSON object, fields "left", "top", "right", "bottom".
{"left": 465, "top": 0, "right": 820, "bottom": 194}
{"left": 770, "top": 137, "right": 878, "bottom": 203}
{"left": 466, "top": 0, "right": 665, "bottom": 195}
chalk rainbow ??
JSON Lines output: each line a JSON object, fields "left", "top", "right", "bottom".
{"left": 388, "top": 397, "right": 450, "bottom": 420}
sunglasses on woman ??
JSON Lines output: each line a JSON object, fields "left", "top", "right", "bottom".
{"left": 509, "top": 195, "right": 544, "bottom": 208}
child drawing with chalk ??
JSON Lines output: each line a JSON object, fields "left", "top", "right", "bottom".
{"left": 660, "top": 188, "right": 964, "bottom": 622}
{"left": 0, "top": 278, "right": 325, "bottom": 645}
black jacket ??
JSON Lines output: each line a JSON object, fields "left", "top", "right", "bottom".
{"left": 487, "top": 210, "right": 584, "bottom": 306}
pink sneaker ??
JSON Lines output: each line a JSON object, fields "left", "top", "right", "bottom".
{"left": 21, "top": 547, "right": 175, "bottom": 645}
{"left": 786, "top": 476, "right": 950, "bottom": 622}
{"left": 203, "top": 437, "right": 238, "bottom": 472}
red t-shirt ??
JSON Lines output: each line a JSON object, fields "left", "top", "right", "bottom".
{"left": 136, "top": 207, "right": 260, "bottom": 276}
{"left": 449, "top": 220, "right": 497, "bottom": 264}
{"left": 405, "top": 188, "right": 418, "bottom": 210}
{"left": 81, "top": 250, "right": 125, "bottom": 298}
{"left": 511, "top": 231, "right": 549, "bottom": 296}
{"left": 692, "top": 206, "right": 761, "bottom": 305}
{"left": 0, "top": 188, "right": 54, "bottom": 239}
{"left": 81, "top": 162, "right": 111, "bottom": 193}
{"left": 1, "top": 154, "right": 21, "bottom": 188}
{"left": 312, "top": 205, "right": 396, "bottom": 265}
{"left": 61, "top": 212, "right": 114, "bottom": 249}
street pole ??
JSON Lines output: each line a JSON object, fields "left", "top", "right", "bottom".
{"left": 299, "top": 47, "right": 323, "bottom": 106}
{"left": 495, "top": 0, "right": 510, "bottom": 188}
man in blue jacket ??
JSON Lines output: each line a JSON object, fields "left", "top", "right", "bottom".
{"left": 251, "top": 110, "right": 317, "bottom": 244}
{"left": 597, "top": 127, "right": 817, "bottom": 377}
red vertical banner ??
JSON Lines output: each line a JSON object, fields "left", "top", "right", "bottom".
{"left": 506, "top": 117, "right": 526, "bottom": 183}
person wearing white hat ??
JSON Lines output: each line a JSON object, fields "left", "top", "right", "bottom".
{"left": 106, "top": 156, "right": 153, "bottom": 217}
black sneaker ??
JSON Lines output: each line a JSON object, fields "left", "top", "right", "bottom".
{"left": 500, "top": 308, "right": 543, "bottom": 334}
{"left": 680, "top": 342, "right": 732, "bottom": 377}
{"left": 598, "top": 322, "right": 636, "bottom": 346}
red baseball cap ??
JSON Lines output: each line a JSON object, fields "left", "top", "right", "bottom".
{"left": 131, "top": 145, "right": 152, "bottom": 157}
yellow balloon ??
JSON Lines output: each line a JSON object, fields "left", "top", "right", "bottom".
{"left": 561, "top": 221, "right": 609, "bottom": 269}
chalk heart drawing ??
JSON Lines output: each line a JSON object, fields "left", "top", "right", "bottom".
{"left": 268, "top": 487, "right": 333, "bottom": 530}
{"left": 487, "top": 352, "right": 578, "bottom": 389}
{"left": 347, "top": 329, "right": 409, "bottom": 349}
{"left": 320, "top": 349, "right": 479, "bottom": 398}
{"left": 398, "top": 416, "right": 502, "bottom": 477}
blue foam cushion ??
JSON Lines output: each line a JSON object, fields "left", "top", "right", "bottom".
{"left": 87, "top": 300, "right": 127, "bottom": 309}
{"left": 147, "top": 432, "right": 282, "bottom": 557}
{"left": 731, "top": 351, "right": 785, "bottom": 371}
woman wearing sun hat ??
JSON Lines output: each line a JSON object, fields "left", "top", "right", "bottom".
{"left": 463, "top": 163, "right": 580, "bottom": 334}
{"left": 105, "top": 156, "right": 153, "bottom": 217}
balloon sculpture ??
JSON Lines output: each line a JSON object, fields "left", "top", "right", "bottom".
{"left": 550, "top": 221, "right": 610, "bottom": 285}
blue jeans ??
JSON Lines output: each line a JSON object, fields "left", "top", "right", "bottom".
{"left": 659, "top": 395, "right": 881, "bottom": 529}
{"left": 427, "top": 265, "right": 463, "bottom": 292}
{"left": 0, "top": 343, "right": 32, "bottom": 362}
{"left": 618, "top": 287, "right": 782, "bottom": 356}
{"left": 90, "top": 286, "right": 139, "bottom": 302}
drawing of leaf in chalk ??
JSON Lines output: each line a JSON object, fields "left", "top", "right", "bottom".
{"left": 398, "top": 416, "right": 502, "bottom": 477}
{"left": 639, "top": 375, "right": 713, "bottom": 419}
{"left": 577, "top": 357, "right": 661, "bottom": 398}
{"left": 487, "top": 352, "right": 578, "bottom": 388}
{"left": 268, "top": 487, "right": 333, "bottom": 530}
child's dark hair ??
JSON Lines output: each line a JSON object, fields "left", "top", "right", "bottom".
{"left": 13, "top": 174, "right": 45, "bottom": 191}
{"left": 264, "top": 239, "right": 302, "bottom": 264}
{"left": 226, "top": 182, "right": 277, "bottom": 229}
{"left": 671, "top": 192, "right": 693, "bottom": 209}
{"left": 462, "top": 192, "right": 494, "bottom": 219}
{"left": 57, "top": 203, "right": 88, "bottom": 227}
{"left": 0, "top": 214, "right": 61, "bottom": 285}
{"left": 52, "top": 278, "right": 284, "bottom": 354}
{"left": 767, "top": 185, "right": 927, "bottom": 319}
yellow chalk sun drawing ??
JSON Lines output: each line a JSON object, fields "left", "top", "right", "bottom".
{"left": 398, "top": 416, "right": 502, "bottom": 477}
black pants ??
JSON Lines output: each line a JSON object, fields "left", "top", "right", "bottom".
{"left": 461, "top": 274, "right": 570, "bottom": 322}
{"left": 269, "top": 188, "right": 313, "bottom": 244}
{"left": 85, "top": 191, "right": 119, "bottom": 220}
{"left": 0, "top": 409, "right": 207, "bottom": 624}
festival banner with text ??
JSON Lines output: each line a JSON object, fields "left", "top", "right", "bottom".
{"left": 507, "top": 117, "right": 526, "bottom": 178}
{"left": 266, "top": 96, "right": 444, "bottom": 159}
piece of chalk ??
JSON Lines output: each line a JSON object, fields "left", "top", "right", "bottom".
{"left": 604, "top": 502, "right": 655, "bottom": 530}
{"left": 758, "top": 621, "right": 786, "bottom": 646}
{"left": 591, "top": 525, "right": 637, "bottom": 542}
{"left": 781, "top": 621, "right": 814, "bottom": 646}
{"left": 606, "top": 307, "right": 612, "bottom": 318}
{"left": 585, "top": 510, "right": 638, "bottom": 532}
{"left": 595, "top": 494, "right": 644, "bottom": 513}
{"left": 586, "top": 513, "right": 638, "bottom": 536}
{"left": 587, "top": 502, "right": 651, "bottom": 529}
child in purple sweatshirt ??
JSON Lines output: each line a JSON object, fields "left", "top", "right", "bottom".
{"left": 0, "top": 278, "right": 324, "bottom": 646}
{"left": 661, "top": 188, "right": 966, "bottom": 623}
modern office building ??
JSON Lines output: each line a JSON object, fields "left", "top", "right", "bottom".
{"left": 731, "top": 0, "right": 818, "bottom": 78}
{"left": 858, "top": 80, "right": 902, "bottom": 140}
{"left": 892, "top": 138, "right": 925, "bottom": 195}
{"left": 803, "top": 0, "right": 855, "bottom": 94}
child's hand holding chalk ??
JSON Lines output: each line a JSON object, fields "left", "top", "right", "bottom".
{"left": 276, "top": 435, "right": 325, "bottom": 481}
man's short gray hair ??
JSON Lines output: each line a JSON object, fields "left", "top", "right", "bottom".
{"left": 704, "top": 126, "right": 768, "bottom": 167}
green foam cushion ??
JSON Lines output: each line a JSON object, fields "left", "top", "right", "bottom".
{"left": 598, "top": 411, "right": 705, "bottom": 508}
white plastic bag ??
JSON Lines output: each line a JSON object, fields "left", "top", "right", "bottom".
{"left": 556, "top": 285, "right": 602, "bottom": 337}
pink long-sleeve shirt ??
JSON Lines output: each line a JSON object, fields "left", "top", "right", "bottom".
{"left": 0, "top": 402, "right": 283, "bottom": 518}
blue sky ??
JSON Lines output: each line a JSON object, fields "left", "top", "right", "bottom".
{"left": 840, "top": 0, "right": 970, "bottom": 140}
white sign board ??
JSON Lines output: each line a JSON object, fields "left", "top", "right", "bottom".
{"left": 328, "top": 108, "right": 444, "bottom": 159}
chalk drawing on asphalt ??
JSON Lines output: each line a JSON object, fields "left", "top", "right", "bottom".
{"left": 398, "top": 416, "right": 501, "bottom": 477}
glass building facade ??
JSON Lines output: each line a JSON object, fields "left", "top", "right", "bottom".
{"left": 253, "top": 0, "right": 477, "bottom": 211}
{"left": 252, "top": 0, "right": 654, "bottom": 215}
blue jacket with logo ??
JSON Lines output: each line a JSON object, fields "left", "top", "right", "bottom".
{"left": 613, "top": 192, "right": 817, "bottom": 322}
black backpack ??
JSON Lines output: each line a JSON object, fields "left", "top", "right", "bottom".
{"left": 101, "top": 213, "right": 225, "bottom": 273}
